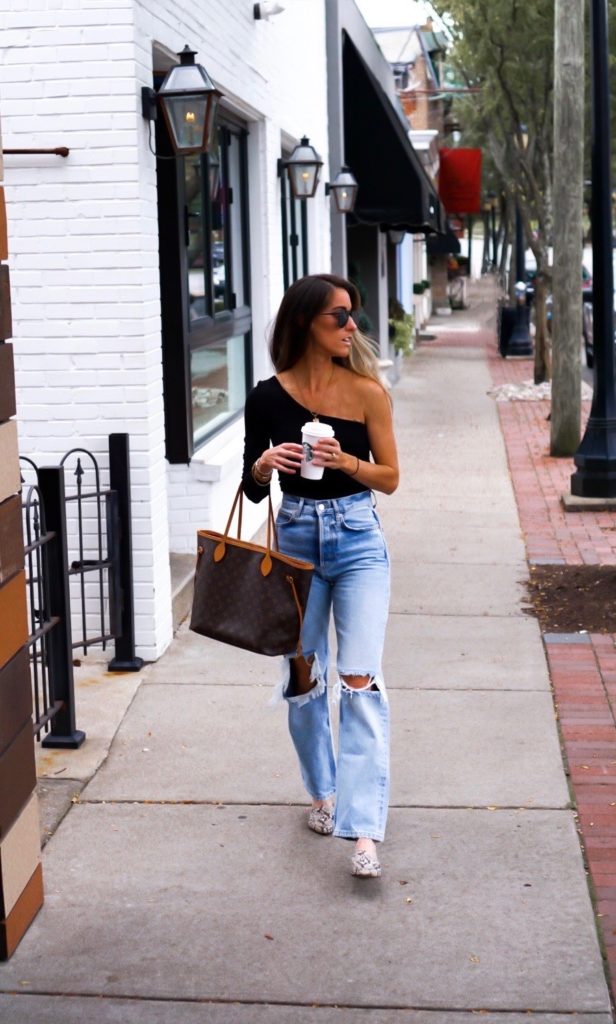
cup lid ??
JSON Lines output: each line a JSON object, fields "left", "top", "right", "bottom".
{"left": 301, "top": 421, "right": 335, "bottom": 438}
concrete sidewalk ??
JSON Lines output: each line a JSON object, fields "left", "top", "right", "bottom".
{"left": 0, "top": 288, "right": 612, "bottom": 1021}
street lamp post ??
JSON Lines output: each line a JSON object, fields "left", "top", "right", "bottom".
{"left": 505, "top": 125, "right": 533, "bottom": 355}
{"left": 487, "top": 191, "right": 498, "bottom": 267}
{"left": 514, "top": 205, "right": 526, "bottom": 285}
{"left": 571, "top": 0, "right": 616, "bottom": 496}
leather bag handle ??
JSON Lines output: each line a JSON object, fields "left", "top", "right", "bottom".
{"left": 214, "top": 483, "right": 278, "bottom": 577}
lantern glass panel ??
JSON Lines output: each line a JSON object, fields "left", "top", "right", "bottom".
{"left": 334, "top": 184, "right": 358, "bottom": 213}
{"left": 289, "top": 164, "right": 318, "bottom": 198}
{"left": 164, "top": 61, "right": 213, "bottom": 92}
{"left": 164, "top": 96, "right": 208, "bottom": 152}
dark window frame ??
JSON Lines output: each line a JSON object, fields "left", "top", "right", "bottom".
{"left": 156, "top": 109, "right": 252, "bottom": 464}
{"left": 279, "top": 159, "right": 308, "bottom": 290}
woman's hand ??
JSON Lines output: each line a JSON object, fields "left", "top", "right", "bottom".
{"left": 312, "top": 438, "right": 355, "bottom": 474}
{"left": 259, "top": 442, "right": 304, "bottom": 475}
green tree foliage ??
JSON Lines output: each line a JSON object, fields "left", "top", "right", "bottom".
{"left": 437, "top": 0, "right": 616, "bottom": 382}
{"left": 437, "top": 0, "right": 555, "bottom": 380}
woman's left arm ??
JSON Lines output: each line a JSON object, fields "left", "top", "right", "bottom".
{"left": 355, "top": 384, "right": 399, "bottom": 494}
{"left": 314, "top": 381, "right": 399, "bottom": 494}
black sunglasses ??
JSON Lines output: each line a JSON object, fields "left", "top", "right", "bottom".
{"left": 316, "top": 309, "right": 354, "bottom": 328}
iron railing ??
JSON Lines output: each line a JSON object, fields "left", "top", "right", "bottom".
{"left": 22, "top": 469, "right": 84, "bottom": 747}
{"left": 21, "top": 432, "right": 143, "bottom": 744}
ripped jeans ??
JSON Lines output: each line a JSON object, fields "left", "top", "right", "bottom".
{"left": 275, "top": 491, "right": 390, "bottom": 842}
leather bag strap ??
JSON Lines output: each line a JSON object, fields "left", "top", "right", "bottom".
{"left": 285, "top": 573, "right": 305, "bottom": 659}
{"left": 215, "top": 483, "right": 280, "bottom": 576}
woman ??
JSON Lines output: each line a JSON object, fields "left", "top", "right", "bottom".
{"left": 242, "top": 273, "right": 399, "bottom": 878}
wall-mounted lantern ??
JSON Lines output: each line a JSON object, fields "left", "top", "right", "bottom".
{"left": 282, "top": 136, "right": 323, "bottom": 199}
{"left": 141, "top": 45, "right": 223, "bottom": 157}
{"left": 325, "top": 166, "right": 358, "bottom": 213}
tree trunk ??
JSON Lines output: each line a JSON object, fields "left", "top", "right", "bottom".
{"left": 550, "top": 0, "right": 584, "bottom": 454}
{"left": 498, "top": 196, "right": 510, "bottom": 287}
{"left": 534, "top": 269, "right": 552, "bottom": 383}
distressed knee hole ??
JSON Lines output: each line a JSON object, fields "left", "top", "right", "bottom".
{"left": 341, "top": 673, "right": 378, "bottom": 692}
{"left": 288, "top": 654, "right": 317, "bottom": 696}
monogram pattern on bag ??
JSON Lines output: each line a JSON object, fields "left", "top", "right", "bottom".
{"left": 190, "top": 534, "right": 313, "bottom": 656}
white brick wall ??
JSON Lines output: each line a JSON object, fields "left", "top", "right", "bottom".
{"left": 1, "top": 0, "right": 173, "bottom": 660}
{"left": 0, "top": 0, "right": 335, "bottom": 655}
{"left": 133, "top": 0, "right": 332, "bottom": 554}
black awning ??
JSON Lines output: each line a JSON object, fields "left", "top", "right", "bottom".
{"left": 343, "top": 35, "right": 443, "bottom": 235}
{"left": 427, "top": 227, "right": 461, "bottom": 256}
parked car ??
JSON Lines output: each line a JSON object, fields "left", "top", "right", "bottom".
{"left": 526, "top": 263, "right": 592, "bottom": 304}
{"left": 582, "top": 296, "right": 616, "bottom": 370}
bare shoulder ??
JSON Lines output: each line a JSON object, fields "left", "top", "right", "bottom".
{"left": 340, "top": 368, "right": 382, "bottom": 399}
{"left": 354, "top": 375, "right": 391, "bottom": 418}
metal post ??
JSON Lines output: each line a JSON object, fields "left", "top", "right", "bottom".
{"left": 571, "top": 0, "right": 616, "bottom": 496}
{"left": 467, "top": 215, "right": 473, "bottom": 277}
{"left": 107, "top": 434, "right": 144, "bottom": 671}
{"left": 504, "top": 207, "right": 533, "bottom": 354}
{"left": 491, "top": 204, "right": 498, "bottom": 267}
{"left": 37, "top": 468, "right": 85, "bottom": 749}
{"left": 481, "top": 209, "right": 491, "bottom": 274}
{"left": 515, "top": 205, "right": 525, "bottom": 284}
{"left": 507, "top": 282, "right": 533, "bottom": 356}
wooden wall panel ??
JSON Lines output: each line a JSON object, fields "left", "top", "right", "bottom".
{"left": 0, "top": 189, "right": 7, "bottom": 262}
{"left": 0, "top": 344, "right": 15, "bottom": 421}
{"left": 0, "top": 649, "right": 31, "bottom": 757}
{"left": 0, "top": 570, "right": 28, "bottom": 669}
{"left": 0, "top": 720, "right": 36, "bottom": 841}
{"left": 0, "top": 794, "right": 40, "bottom": 919}
{"left": 0, "top": 494, "right": 23, "bottom": 585}
{"left": 0, "top": 111, "right": 43, "bottom": 962}
{"left": 0, "top": 421, "right": 20, "bottom": 505}
{"left": 0, "top": 863, "right": 44, "bottom": 960}
{"left": 0, "top": 265, "right": 11, "bottom": 342}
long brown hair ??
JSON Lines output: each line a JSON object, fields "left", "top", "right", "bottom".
{"left": 269, "top": 273, "right": 383, "bottom": 388}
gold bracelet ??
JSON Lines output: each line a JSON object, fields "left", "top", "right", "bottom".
{"left": 252, "top": 459, "right": 272, "bottom": 486}
{"left": 349, "top": 456, "right": 360, "bottom": 477}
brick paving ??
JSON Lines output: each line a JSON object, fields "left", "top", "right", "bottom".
{"left": 428, "top": 291, "right": 616, "bottom": 1008}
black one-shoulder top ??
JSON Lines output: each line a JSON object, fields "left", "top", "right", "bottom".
{"left": 242, "top": 376, "right": 371, "bottom": 503}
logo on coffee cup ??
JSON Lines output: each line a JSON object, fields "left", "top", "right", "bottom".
{"left": 302, "top": 441, "right": 314, "bottom": 463}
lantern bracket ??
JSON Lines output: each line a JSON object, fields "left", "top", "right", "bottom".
{"left": 141, "top": 87, "right": 157, "bottom": 122}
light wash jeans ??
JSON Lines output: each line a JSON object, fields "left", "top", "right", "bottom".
{"left": 275, "top": 491, "right": 390, "bottom": 842}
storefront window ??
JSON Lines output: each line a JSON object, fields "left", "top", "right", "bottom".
{"left": 191, "top": 334, "right": 247, "bottom": 445}
{"left": 157, "top": 114, "right": 252, "bottom": 463}
{"left": 185, "top": 156, "right": 207, "bottom": 321}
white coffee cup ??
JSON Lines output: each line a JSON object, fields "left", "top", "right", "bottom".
{"left": 300, "top": 421, "right": 335, "bottom": 480}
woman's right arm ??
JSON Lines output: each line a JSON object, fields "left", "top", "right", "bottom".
{"left": 242, "top": 385, "right": 272, "bottom": 503}
{"left": 242, "top": 384, "right": 304, "bottom": 502}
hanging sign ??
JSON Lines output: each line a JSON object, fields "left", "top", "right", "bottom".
{"left": 438, "top": 148, "right": 483, "bottom": 214}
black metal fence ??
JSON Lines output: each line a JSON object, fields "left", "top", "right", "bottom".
{"left": 21, "top": 433, "right": 143, "bottom": 746}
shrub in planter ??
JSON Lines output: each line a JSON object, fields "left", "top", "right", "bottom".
{"left": 412, "top": 282, "right": 425, "bottom": 295}
{"left": 388, "top": 296, "right": 415, "bottom": 356}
